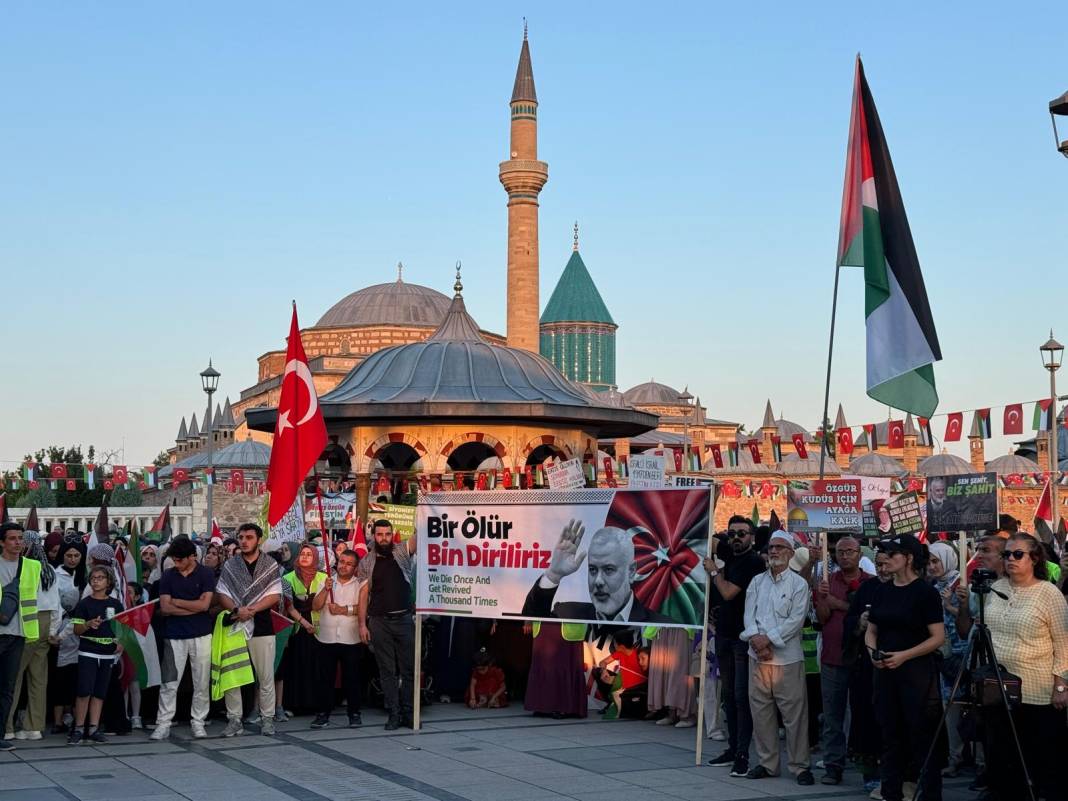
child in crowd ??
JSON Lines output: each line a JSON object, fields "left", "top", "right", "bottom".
{"left": 466, "top": 648, "right": 508, "bottom": 709}
{"left": 69, "top": 566, "right": 124, "bottom": 744}
{"left": 49, "top": 587, "right": 81, "bottom": 734}
{"left": 596, "top": 633, "right": 648, "bottom": 718}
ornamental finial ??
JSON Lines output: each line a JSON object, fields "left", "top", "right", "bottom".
{"left": 454, "top": 261, "right": 463, "bottom": 295}
{"left": 573, "top": 221, "right": 579, "bottom": 251}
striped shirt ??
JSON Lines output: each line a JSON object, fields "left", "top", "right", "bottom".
{"left": 985, "top": 577, "right": 1068, "bottom": 705}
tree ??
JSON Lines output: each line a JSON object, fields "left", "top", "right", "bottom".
{"left": 152, "top": 451, "right": 170, "bottom": 468}
{"left": 109, "top": 486, "right": 143, "bottom": 507}
{"left": 17, "top": 485, "right": 56, "bottom": 509}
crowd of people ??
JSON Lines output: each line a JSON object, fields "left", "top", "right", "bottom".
{"left": 2, "top": 511, "right": 1068, "bottom": 801}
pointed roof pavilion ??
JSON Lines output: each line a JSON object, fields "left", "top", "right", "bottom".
{"left": 833, "top": 404, "right": 847, "bottom": 430}
{"left": 176, "top": 417, "right": 188, "bottom": 441}
{"left": 761, "top": 400, "right": 776, "bottom": 429}
{"left": 188, "top": 413, "right": 200, "bottom": 439}
{"left": 541, "top": 248, "right": 615, "bottom": 325}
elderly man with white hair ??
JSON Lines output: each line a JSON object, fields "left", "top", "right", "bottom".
{"left": 740, "top": 530, "right": 814, "bottom": 786}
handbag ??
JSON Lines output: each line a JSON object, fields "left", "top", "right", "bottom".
{"left": 0, "top": 557, "right": 23, "bottom": 626}
{"left": 970, "top": 663, "right": 1023, "bottom": 708}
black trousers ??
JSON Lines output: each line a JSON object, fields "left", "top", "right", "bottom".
{"left": 715, "top": 635, "right": 752, "bottom": 758}
{"left": 368, "top": 614, "right": 414, "bottom": 716}
{"left": 873, "top": 657, "right": 945, "bottom": 801}
{"left": 986, "top": 702, "right": 1068, "bottom": 801}
{"left": 318, "top": 642, "right": 363, "bottom": 716}
{"left": 0, "top": 635, "right": 26, "bottom": 738}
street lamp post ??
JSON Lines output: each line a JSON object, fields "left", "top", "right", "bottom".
{"left": 200, "top": 360, "right": 221, "bottom": 535}
{"left": 678, "top": 387, "right": 694, "bottom": 475}
{"left": 1050, "top": 91, "right": 1068, "bottom": 158}
{"left": 1040, "top": 333, "right": 1063, "bottom": 531}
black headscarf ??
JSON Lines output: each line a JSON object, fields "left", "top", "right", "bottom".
{"left": 59, "top": 540, "right": 87, "bottom": 592}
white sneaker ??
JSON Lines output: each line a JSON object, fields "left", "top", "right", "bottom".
{"left": 260, "top": 719, "right": 275, "bottom": 736}
{"left": 3, "top": 731, "right": 13, "bottom": 740}
{"left": 222, "top": 719, "right": 244, "bottom": 738}
{"left": 655, "top": 716, "right": 677, "bottom": 726}
{"left": 674, "top": 718, "right": 696, "bottom": 728}
{"left": 190, "top": 722, "right": 207, "bottom": 739}
{"left": 22, "top": 731, "right": 42, "bottom": 741}
{"left": 149, "top": 725, "right": 170, "bottom": 741}
{"left": 709, "top": 729, "right": 727, "bottom": 741}
{"left": 130, "top": 716, "right": 143, "bottom": 730}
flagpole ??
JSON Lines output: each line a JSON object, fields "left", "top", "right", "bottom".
{"left": 313, "top": 474, "right": 335, "bottom": 603}
{"left": 819, "top": 264, "right": 842, "bottom": 480}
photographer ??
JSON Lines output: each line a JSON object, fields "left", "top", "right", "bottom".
{"left": 865, "top": 535, "right": 945, "bottom": 801}
{"left": 971, "top": 533, "right": 1068, "bottom": 801}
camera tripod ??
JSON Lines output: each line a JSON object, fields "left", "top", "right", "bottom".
{"left": 913, "top": 582, "right": 1034, "bottom": 801}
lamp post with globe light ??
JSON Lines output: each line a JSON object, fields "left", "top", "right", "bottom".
{"left": 200, "top": 360, "right": 220, "bottom": 534}
{"left": 1040, "top": 333, "right": 1063, "bottom": 531}
{"left": 1051, "top": 91, "right": 1068, "bottom": 158}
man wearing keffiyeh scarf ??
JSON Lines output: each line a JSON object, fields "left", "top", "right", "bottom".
{"left": 215, "top": 523, "right": 282, "bottom": 737}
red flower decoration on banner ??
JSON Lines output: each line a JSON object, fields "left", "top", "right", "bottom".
{"left": 604, "top": 489, "right": 709, "bottom": 624}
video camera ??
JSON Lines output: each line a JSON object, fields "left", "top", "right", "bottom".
{"left": 971, "top": 568, "right": 999, "bottom": 594}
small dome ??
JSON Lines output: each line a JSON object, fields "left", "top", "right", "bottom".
{"left": 623, "top": 381, "right": 684, "bottom": 406}
{"left": 986, "top": 453, "right": 1041, "bottom": 474}
{"left": 781, "top": 453, "right": 841, "bottom": 476}
{"left": 917, "top": 453, "right": 973, "bottom": 476}
{"left": 159, "top": 438, "right": 271, "bottom": 477}
{"left": 849, "top": 452, "right": 908, "bottom": 478}
{"left": 316, "top": 277, "right": 452, "bottom": 328}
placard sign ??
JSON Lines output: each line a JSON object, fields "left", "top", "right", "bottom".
{"left": 544, "top": 458, "right": 587, "bottom": 491}
{"left": 845, "top": 474, "right": 893, "bottom": 538}
{"left": 884, "top": 492, "right": 924, "bottom": 537}
{"left": 628, "top": 454, "right": 666, "bottom": 489}
{"left": 786, "top": 479, "right": 863, "bottom": 533}
{"left": 926, "top": 472, "right": 999, "bottom": 533}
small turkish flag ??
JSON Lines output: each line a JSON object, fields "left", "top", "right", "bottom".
{"left": 944, "top": 413, "right": 963, "bottom": 442}
{"left": 476, "top": 472, "right": 488, "bottom": 490}
{"left": 65, "top": 479, "right": 76, "bottom": 491}
{"left": 230, "top": 469, "right": 245, "bottom": 489}
{"left": 709, "top": 444, "right": 723, "bottom": 469}
{"left": 174, "top": 468, "right": 188, "bottom": 485}
{"left": 746, "top": 440, "right": 762, "bottom": 464}
{"left": 375, "top": 475, "right": 391, "bottom": 494}
{"left": 791, "top": 433, "right": 808, "bottom": 460}
{"left": 51, "top": 464, "right": 67, "bottom": 479}
{"left": 1003, "top": 403, "right": 1023, "bottom": 435}
{"left": 418, "top": 474, "right": 430, "bottom": 492}
{"left": 113, "top": 466, "right": 128, "bottom": 485}
{"left": 28, "top": 480, "right": 39, "bottom": 490}
{"left": 267, "top": 304, "right": 328, "bottom": 527}
{"left": 348, "top": 516, "right": 368, "bottom": 557}
{"left": 502, "top": 468, "right": 513, "bottom": 489}
{"left": 672, "top": 449, "right": 683, "bottom": 472}
{"left": 888, "top": 420, "right": 904, "bottom": 449}
{"left": 836, "top": 427, "right": 854, "bottom": 455}
{"left": 602, "top": 457, "right": 617, "bottom": 488}
{"left": 102, "top": 479, "right": 114, "bottom": 491}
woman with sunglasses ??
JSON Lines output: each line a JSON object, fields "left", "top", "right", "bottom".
{"left": 980, "top": 533, "right": 1068, "bottom": 801}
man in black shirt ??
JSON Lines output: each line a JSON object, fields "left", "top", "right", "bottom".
{"left": 357, "top": 520, "right": 417, "bottom": 730}
{"left": 704, "top": 515, "right": 766, "bottom": 777}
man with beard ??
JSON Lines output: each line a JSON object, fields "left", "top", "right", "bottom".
{"left": 357, "top": 520, "right": 417, "bottom": 730}
{"left": 740, "top": 531, "right": 814, "bottom": 785}
{"left": 704, "top": 515, "right": 766, "bottom": 777}
{"left": 521, "top": 522, "right": 672, "bottom": 624}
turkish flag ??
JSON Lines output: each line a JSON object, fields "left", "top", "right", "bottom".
{"left": 603, "top": 457, "right": 617, "bottom": 488}
{"left": 375, "top": 475, "right": 391, "bottom": 494}
{"left": 791, "top": 433, "right": 808, "bottom": 460}
{"left": 418, "top": 474, "right": 430, "bottom": 492}
{"left": 836, "top": 427, "right": 854, "bottom": 455}
{"left": 102, "top": 479, "right": 113, "bottom": 491}
{"left": 348, "top": 517, "right": 368, "bottom": 558}
{"left": 174, "top": 468, "right": 188, "bottom": 485}
{"left": 230, "top": 469, "right": 245, "bottom": 490}
{"left": 267, "top": 305, "right": 328, "bottom": 526}
{"left": 944, "top": 412, "right": 963, "bottom": 442}
{"left": 672, "top": 449, "right": 683, "bottom": 472}
{"left": 476, "top": 472, "right": 488, "bottom": 491}
{"left": 502, "top": 468, "right": 513, "bottom": 489}
{"left": 746, "top": 440, "right": 762, "bottom": 464}
{"left": 709, "top": 444, "right": 723, "bottom": 469}
{"left": 65, "top": 479, "right": 76, "bottom": 491}
{"left": 50, "top": 464, "right": 67, "bottom": 479}
{"left": 211, "top": 518, "right": 223, "bottom": 544}
{"left": 888, "top": 420, "right": 904, "bottom": 449}
{"left": 1003, "top": 403, "right": 1023, "bottom": 435}
{"left": 113, "top": 466, "right": 128, "bottom": 485}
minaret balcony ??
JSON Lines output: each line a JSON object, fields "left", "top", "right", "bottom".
{"left": 498, "top": 159, "right": 548, "bottom": 194}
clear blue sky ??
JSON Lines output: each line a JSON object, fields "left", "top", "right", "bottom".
{"left": 1, "top": 2, "right": 1065, "bottom": 466}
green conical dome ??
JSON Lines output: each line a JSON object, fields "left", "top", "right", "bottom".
{"left": 540, "top": 251, "right": 615, "bottom": 325}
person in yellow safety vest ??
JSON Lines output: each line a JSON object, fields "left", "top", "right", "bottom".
{"left": 280, "top": 544, "right": 328, "bottom": 717}
{"left": 0, "top": 523, "right": 44, "bottom": 752}
{"left": 211, "top": 611, "right": 254, "bottom": 702}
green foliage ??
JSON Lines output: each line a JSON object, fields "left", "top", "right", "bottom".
{"left": 110, "top": 486, "right": 143, "bottom": 507}
{"left": 17, "top": 485, "right": 56, "bottom": 508}
{"left": 152, "top": 451, "right": 170, "bottom": 468}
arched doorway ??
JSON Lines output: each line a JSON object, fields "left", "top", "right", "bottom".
{"left": 447, "top": 442, "right": 498, "bottom": 488}
{"left": 525, "top": 443, "right": 567, "bottom": 467}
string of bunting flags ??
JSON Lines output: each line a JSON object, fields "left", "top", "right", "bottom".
{"left": 3, "top": 461, "right": 267, "bottom": 495}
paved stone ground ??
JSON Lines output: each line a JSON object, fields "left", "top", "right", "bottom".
{"left": 2, "top": 707, "right": 976, "bottom": 801}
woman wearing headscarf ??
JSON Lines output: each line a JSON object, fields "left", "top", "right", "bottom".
{"left": 4, "top": 531, "right": 59, "bottom": 740}
{"left": 278, "top": 543, "right": 328, "bottom": 715}
{"left": 928, "top": 540, "right": 968, "bottom": 777}
{"left": 45, "top": 530, "right": 64, "bottom": 567}
{"left": 57, "top": 540, "right": 87, "bottom": 595}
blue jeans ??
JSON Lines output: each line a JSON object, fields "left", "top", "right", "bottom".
{"left": 820, "top": 663, "right": 850, "bottom": 770}
{"left": 715, "top": 635, "right": 752, "bottom": 759}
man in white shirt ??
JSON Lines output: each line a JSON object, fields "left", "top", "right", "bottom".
{"left": 312, "top": 549, "right": 364, "bottom": 729}
{"left": 740, "top": 531, "right": 814, "bottom": 786}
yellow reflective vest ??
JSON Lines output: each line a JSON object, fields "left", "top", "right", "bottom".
{"left": 210, "top": 612, "right": 254, "bottom": 701}
{"left": 14, "top": 557, "right": 42, "bottom": 642}
{"left": 532, "top": 621, "right": 588, "bottom": 642}
{"left": 284, "top": 570, "right": 327, "bottom": 630}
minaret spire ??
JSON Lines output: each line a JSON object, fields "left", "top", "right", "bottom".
{"left": 500, "top": 24, "right": 548, "bottom": 352}
{"left": 573, "top": 221, "right": 579, "bottom": 251}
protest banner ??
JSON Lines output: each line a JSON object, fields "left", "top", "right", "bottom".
{"left": 265, "top": 494, "right": 306, "bottom": 549}
{"left": 785, "top": 479, "right": 863, "bottom": 534}
{"left": 415, "top": 488, "right": 710, "bottom": 628}
{"left": 845, "top": 474, "right": 892, "bottom": 538}
{"left": 671, "top": 475, "right": 715, "bottom": 489}
{"left": 303, "top": 492, "right": 354, "bottom": 530}
{"left": 884, "top": 491, "right": 924, "bottom": 537}
{"left": 545, "top": 458, "right": 587, "bottom": 490}
{"left": 378, "top": 502, "right": 416, "bottom": 540}
{"left": 926, "top": 472, "right": 999, "bottom": 533}
{"left": 628, "top": 453, "right": 665, "bottom": 489}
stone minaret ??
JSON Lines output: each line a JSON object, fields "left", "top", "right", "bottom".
{"left": 499, "top": 24, "right": 548, "bottom": 352}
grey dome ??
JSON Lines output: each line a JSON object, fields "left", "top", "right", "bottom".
{"left": 986, "top": 453, "right": 1041, "bottom": 474}
{"left": 848, "top": 452, "right": 908, "bottom": 478}
{"left": 623, "top": 381, "right": 684, "bottom": 406}
{"left": 917, "top": 453, "right": 973, "bottom": 476}
{"left": 159, "top": 438, "right": 271, "bottom": 477}
{"left": 316, "top": 277, "right": 452, "bottom": 328}
{"left": 737, "top": 419, "right": 812, "bottom": 443}
{"left": 781, "top": 453, "right": 841, "bottom": 475}
{"left": 249, "top": 289, "right": 657, "bottom": 439}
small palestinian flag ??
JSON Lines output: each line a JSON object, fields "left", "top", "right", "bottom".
{"left": 770, "top": 436, "right": 782, "bottom": 463}
{"left": 113, "top": 600, "right": 161, "bottom": 688}
{"left": 22, "top": 462, "right": 35, "bottom": 481}
{"left": 975, "top": 409, "right": 992, "bottom": 439}
{"left": 837, "top": 57, "right": 941, "bottom": 418}
{"left": 727, "top": 443, "right": 739, "bottom": 467}
{"left": 863, "top": 423, "right": 878, "bottom": 449}
{"left": 917, "top": 417, "right": 934, "bottom": 445}
{"left": 145, "top": 465, "right": 157, "bottom": 488}
{"left": 85, "top": 464, "right": 96, "bottom": 490}
{"left": 1034, "top": 399, "right": 1055, "bottom": 432}
{"left": 271, "top": 610, "right": 296, "bottom": 673}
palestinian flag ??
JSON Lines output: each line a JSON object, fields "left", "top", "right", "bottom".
{"left": 727, "top": 442, "right": 739, "bottom": 467}
{"left": 750, "top": 503, "right": 760, "bottom": 528}
{"left": 271, "top": 610, "right": 296, "bottom": 673}
{"left": 124, "top": 519, "right": 142, "bottom": 585}
{"left": 770, "top": 436, "right": 782, "bottom": 463}
{"left": 92, "top": 499, "right": 110, "bottom": 544}
{"left": 146, "top": 506, "right": 172, "bottom": 545}
{"left": 837, "top": 57, "right": 941, "bottom": 418}
{"left": 0, "top": 494, "right": 8, "bottom": 524}
{"left": 113, "top": 600, "right": 161, "bottom": 688}
{"left": 975, "top": 409, "right": 992, "bottom": 439}
{"left": 1034, "top": 399, "right": 1055, "bottom": 432}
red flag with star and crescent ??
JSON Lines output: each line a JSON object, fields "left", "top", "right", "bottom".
{"left": 1003, "top": 404, "right": 1023, "bottom": 436}
{"left": 944, "top": 412, "right": 963, "bottom": 442}
{"left": 267, "top": 305, "right": 328, "bottom": 526}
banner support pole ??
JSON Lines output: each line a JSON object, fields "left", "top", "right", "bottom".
{"left": 413, "top": 613, "right": 423, "bottom": 732}
{"left": 819, "top": 264, "right": 842, "bottom": 480}
{"left": 694, "top": 486, "right": 716, "bottom": 765}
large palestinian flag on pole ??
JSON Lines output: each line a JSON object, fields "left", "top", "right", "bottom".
{"left": 837, "top": 57, "right": 941, "bottom": 418}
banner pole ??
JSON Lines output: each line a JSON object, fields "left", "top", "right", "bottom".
{"left": 413, "top": 613, "right": 423, "bottom": 732}
{"left": 694, "top": 487, "right": 716, "bottom": 765}
{"left": 819, "top": 264, "right": 842, "bottom": 480}
{"left": 313, "top": 473, "right": 335, "bottom": 602}
{"left": 959, "top": 530, "right": 969, "bottom": 591}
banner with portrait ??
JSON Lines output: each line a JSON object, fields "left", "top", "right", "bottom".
{"left": 415, "top": 488, "right": 712, "bottom": 628}
{"left": 926, "top": 472, "right": 999, "bottom": 533}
